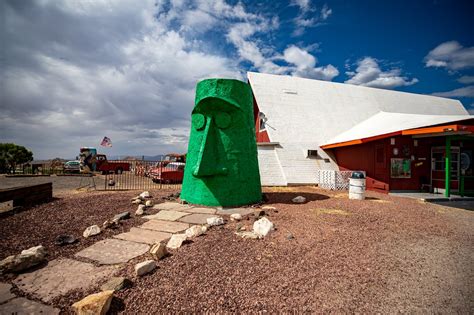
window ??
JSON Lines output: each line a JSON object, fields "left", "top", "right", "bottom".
{"left": 431, "top": 147, "right": 460, "bottom": 180}
{"left": 258, "top": 112, "right": 267, "bottom": 131}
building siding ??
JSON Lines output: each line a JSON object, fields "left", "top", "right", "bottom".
{"left": 257, "top": 146, "right": 287, "bottom": 186}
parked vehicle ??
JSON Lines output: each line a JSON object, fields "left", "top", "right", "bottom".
{"left": 96, "top": 154, "right": 130, "bottom": 174}
{"left": 64, "top": 160, "right": 81, "bottom": 173}
{"left": 160, "top": 154, "right": 186, "bottom": 166}
{"left": 149, "top": 162, "right": 185, "bottom": 183}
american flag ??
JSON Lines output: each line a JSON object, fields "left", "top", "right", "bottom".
{"left": 100, "top": 136, "right": 112, "bottom": 147}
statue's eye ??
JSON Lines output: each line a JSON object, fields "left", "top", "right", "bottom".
{"left": 192, "top": 114, "right": 206, "bottom": 130}
{"left": 215, "top": 112, "right": 231, "bottom": 129}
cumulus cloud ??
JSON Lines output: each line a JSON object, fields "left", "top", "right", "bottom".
{"left": 282, "top": 45, "right": 339, "bottom": 80}
{"left": 1, "top": 0, "right": 339, "bottom": 159}
{"left": 345, "top": 57, "right": 418, "bottom": 89}
{"left": 424, "top": 41, "right": 474, "bottom": 71}
{"left": 432, "top": 86, "right": 474, "bottom": 98}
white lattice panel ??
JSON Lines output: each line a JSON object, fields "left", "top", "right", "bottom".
{"left": 318, "top": 170, "right": 365, "bottom": 190}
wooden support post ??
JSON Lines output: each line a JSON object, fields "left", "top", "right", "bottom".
{"left": 445, "top": 136, "right": 451, "bottom": 197}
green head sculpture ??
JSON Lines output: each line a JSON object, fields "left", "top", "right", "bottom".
{"left": 180, "top": 78, "right": 262, "bottom": 207}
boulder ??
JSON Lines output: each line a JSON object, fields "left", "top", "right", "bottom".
{"left": 71, "top": 290, "right": 114, "bottom": 315}
{"left": 135, "top": 205, "right": 146, "bottom": 216}
{"left": 166, "top": 234, "right": 187, "bottom": 249}
{"left": 139, "top": 191, "right": 151, "bottom": 199}
{"left": 131, "top": 199, "right": 142, "bottom": 205}
{"left": 206, "top": 217, "right": 224, "bottom": 226}
{"left": 145, "top": 200, "right": 153, "bottom": 207}
{"left": 149, "top": 243, "right": 168, "bottom": 260}
{"left": 0, "top": 245, "right": 47, "bottom": 273}
{"left": 185, "top": 225, "right": 205, "bottom": 238}
{"left": 134, "top": 260, "right": 156, "bottom": 276}
{"left": 230, "top": 213, "right": 242, "bottom": 221}
{"left": 292, "top": 196, "right": 306, "bottom": 203}
{"left": 100, "top": 277, "right": 132, "bottom": 292}
{"left": 113, "top": 212, "right": 130, "bottom": 222}
{"left": 55, "top": 235, "right": 78, "bottom": 246}
{"left": 253, "top": 217, "right": 274, "bottom": 237}
{"left": 83, "top": 225, "right": 101, "bottom": 238}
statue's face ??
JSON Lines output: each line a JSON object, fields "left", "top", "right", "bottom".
{"left": 181, "top": 78, "right": 261, "bottom": 207}
{"left": 188, "top": 98, "right": 247, "bottom": 179}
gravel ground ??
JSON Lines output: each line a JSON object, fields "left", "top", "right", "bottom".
{"left": 1, "top": 186, "right": 472, "bottom": 313}
{"left": 0, "top": 189, "right": 178, "bottom": 271}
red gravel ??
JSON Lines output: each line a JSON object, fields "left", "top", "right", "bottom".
{"left": 1, "top": 186, "right": 473, "bottom": 313}
{"left": 0, "top": 189, "right": 178, "bottom": 268}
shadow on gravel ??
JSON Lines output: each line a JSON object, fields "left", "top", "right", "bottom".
{"left": 109, "top": 297, "right": 126, "bottom": 314}
{"left": 264, "top": 192, "right": 330, "bottom": 204}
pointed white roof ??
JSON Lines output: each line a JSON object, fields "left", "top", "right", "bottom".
{"left": 322, "top": 111, "right": 473, "bottom": 146}
{"left": 247, "top": 72, "right": 471, "bottom": 145}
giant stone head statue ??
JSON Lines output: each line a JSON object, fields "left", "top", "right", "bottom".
{"left": 180, "top": 78, "right": 262, "bottom": 207}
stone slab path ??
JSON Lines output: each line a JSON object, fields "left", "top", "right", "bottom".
{"left": 13, "top": 258, "right": 115, "bottom": 303}
{"left": 140, "top": 220, "right": 190, "bottom": 233}
{"left": 217, "top": 207, "right": 255, "bottom": 216}
{"left": 152, "top": 202, "right": 193, "bottom": 211}
{"left": 75, "top": 239, "right": 149, "bottom": 265}
{"left": 4, "top": 200, "right": 260, "bottom": 313}
{"left": 181, "top": 207, "right": 217, "bottom": 214}
{"left": 0, "top": 297, "right": 60, "bottom": 314}
{"left": 144, "top": 210, "right": 190, "bottom": 221}
{"left": 114, "top": 227, "right": 172, "bottom": 245}
{"left": 0, "top": 282, "right": 15, "bottom": 304}
{"left": 178, "top": 213, "right": 219, "bottom": 225}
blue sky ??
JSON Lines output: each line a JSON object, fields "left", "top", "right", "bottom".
{"left": 1, "top": 0, "right": 473, "bottom": 159}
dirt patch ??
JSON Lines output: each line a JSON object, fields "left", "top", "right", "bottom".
{"left": 311, "top": 208, "right": 350, "bottom": 215}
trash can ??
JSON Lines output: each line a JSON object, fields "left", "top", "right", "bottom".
{"left": 349, "top": 171, "right": 366, "bottom": 200}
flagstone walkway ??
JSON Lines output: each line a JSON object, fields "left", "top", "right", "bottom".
{"left": 0, "top": 201, "right": 256, "bottom": 313}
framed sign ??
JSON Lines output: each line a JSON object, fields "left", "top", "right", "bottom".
{"left": 391, "top": 158, "right": 411, "bottom": 178}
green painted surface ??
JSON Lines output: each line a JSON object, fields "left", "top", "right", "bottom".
{"left": 445, "top": 136, "right": 451, "bottom": 197}
{"left": 180, "top": 78, "right": 262, "bottom": 207}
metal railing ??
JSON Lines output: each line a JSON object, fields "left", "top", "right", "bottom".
{"left": 101, "top": 160, "right": 183, "bottom": 191}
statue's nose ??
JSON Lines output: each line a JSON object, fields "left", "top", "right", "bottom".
{"left": 193, "top": 117, "right": 227, "bottom": 177}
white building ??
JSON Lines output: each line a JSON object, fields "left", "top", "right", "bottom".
{"left": 248, "top": 72, "right": 473, "bottom": 189}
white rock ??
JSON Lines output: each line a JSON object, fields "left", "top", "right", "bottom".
{"left": 83, "top": 225, "right": 101, "bottom": 238}
{"left": 149, "top": 243, "right": 168, "bottom": 260}
{"left": 134, "top": 260, "right": 156, "bottom": 276}
{"left": 131, "top": 199, "right": 142, "bottom": 205}
{"left": 253, "top": 217, "right": 274, "bottom": 237}
{"left": 235, "top": 231, "right": 260, "bottom": 239}
{"left": 206, "top": 216, "right": 224, "bottom": 226}
{"left": 201, "top": 225, "right": 208, "bottom": 233}
{"left": 262, "top": 206, "right": 276, "bottom": 210}
{"left": 230, "top": 213, "right": 242, "bottom": 221}
{"left": 145, "top": 200, "right": 153, "bottom": 207}
{"left": 0, "top": 245, "right": 47, "bottom": 273}
{"left": 292, "top": 196, "right": 306, "bottom": 203}
{"left": 139, "top": 191, "right": 151, "bottom": 199}
{"left": 135, "top": 204, "right": 146, "bottom": 216}
{"left": 185, "top": 225, "right": 205, "bottom": 238}
{"left": 166, "top": 234, "right": 187, "bottom": 249}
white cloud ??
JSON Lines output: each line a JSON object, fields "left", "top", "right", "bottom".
{"left": 345, "top": 57, "right": 418, "bottom": 89}
{"left": 1, "top": 0, "right": 339, "bottom": 159}
{"left": 292, "top": 2, "right": 332, "bottom": 36}
{"left": 458, "top": 75, "right": 474, "bottom": 84}
{"left": 282, "top": 45, "right": 338, "bottom": 80}
{"left": 432, "top": 86, "right": 474, "bottom": 98}
{"left": 424, "top": 41, "right": 474, "bottom": 71}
